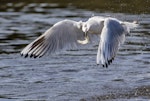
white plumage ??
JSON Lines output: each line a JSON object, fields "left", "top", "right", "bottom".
{"left": 21, "top": 16, "right": 138, "bottom": 67}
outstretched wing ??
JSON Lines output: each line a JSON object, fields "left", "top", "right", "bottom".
{"left": 21, "top": 20, "right": 84, "bottom": 58}
{"left": 97, "top": 18, "right": 125, "bottom": 67}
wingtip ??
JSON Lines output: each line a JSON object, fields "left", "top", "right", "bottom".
{"left": 21, "top": 53, "right": 23, "bottom": 57}
{"left": 24, "top": 54, "right": 28, "bottom": 58}
{"left": 108, "top": 59, "right": 112, "bottom": 64}
{"left": 102, "top": 57, "right": 115, "bottom": 68}
{"left": 102, "top": 64, "right": 108, "bottom": 68}
{"left": 21, "top": 52, "right": 38, "bottom": 59}
{"left": 34, "top": 55, "right": 38, "bottom": 58}
{"left": 30, "top": 54, "right": 34, "bottom": 58}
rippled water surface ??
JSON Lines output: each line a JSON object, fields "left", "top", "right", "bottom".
{"left": 0, "top": 1, "right": 150, "bottom": 101}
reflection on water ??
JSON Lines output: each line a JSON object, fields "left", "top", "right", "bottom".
{"left": 0, "top": 1, "right": 150, "bottom": 101}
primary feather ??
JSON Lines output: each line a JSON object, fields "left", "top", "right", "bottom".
{"left": 21, "top": 20, "right": 84, "bottom": 58}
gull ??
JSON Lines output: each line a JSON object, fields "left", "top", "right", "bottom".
{"left": 21, "top": 16, "right": 138, "bottom": 67}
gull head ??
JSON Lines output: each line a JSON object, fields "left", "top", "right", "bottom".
{"left": 82, "top": 22, "right": 90, "bottom": 34}
{"left": 77, "top": 22, "right": 90, "bottom": 45}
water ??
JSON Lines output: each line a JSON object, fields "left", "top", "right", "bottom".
{"left": 0, "top": 1, "right": 150, "bottom": 101}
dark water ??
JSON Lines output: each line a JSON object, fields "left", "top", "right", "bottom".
{"left": 0, "top": 1, "right": 150, "bottom": 101}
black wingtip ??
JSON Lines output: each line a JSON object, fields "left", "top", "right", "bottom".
{"left": 21, "top": 53, "right": 23, "bottom": 57}
{"left": 21, "top": 52, "right": 40, "bottom": 59}
{"left": 30, "top": 54, "right": 34, "bottom": 58}
{"left": 104, "top": 63, "right": 108, "bottom": 68}
{"left": 33, "top": 55, "right": 38, "bottom": 58}
{"left": 102, "top": 61, "right": 110, "bottom": 68}
{"left": 105, "top": 64, "right": 108, "bottom": 68}
{"left": 102, "top": 64, "right": 108, "bottom": 68}
{"left": 39, "top": 56, "right": 42, "bottom": 58}
{"left": 108, "top": 60, "right": 112, "bottom": 65}
{"left": 104, "top": 57, "right": 116, "bottom": 68}
{"left": 24, "top": 54, "right": 28, "bottom": 58}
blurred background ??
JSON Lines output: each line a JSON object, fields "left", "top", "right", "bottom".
{"left": 0, "top": 0, "right": 150, "bottom": 13}
{"left": 0, "top": 0, "right": 150, "bottom": 101}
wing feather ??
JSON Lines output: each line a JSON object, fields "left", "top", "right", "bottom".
{"left": 21, "top": 20, "right": 84, "bottom": 58}
{"left": 97, "top": 18, "right": 125, "bottom": 67}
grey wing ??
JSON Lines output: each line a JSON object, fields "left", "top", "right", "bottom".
{"left": 21, "top": 20, "right": 84, "bottom": 58}
{"left": 96, "top": 18, "right": 125, "bottom": 67}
